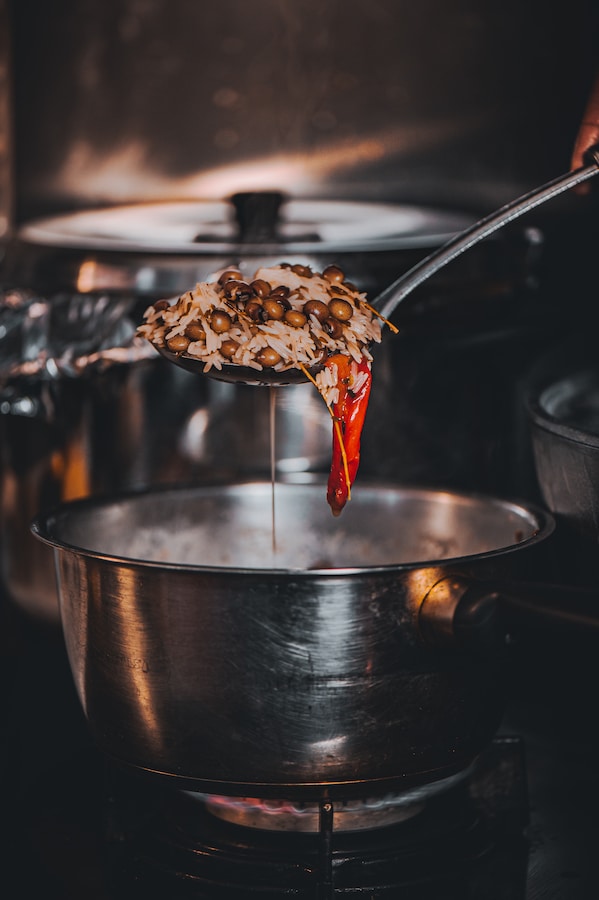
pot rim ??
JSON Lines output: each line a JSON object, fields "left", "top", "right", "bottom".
{"left": 31, "top": 480, "right": 555, "bottom": 577}
{"left": 527, "top": 368, "right": 599, "bottom": 450}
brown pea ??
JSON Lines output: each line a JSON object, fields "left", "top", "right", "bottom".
{"left": 328, "top": 298, "right": 353, "bottom": 322}
{"left": 344, "top": 281, "right": 357, "bottom": 292}
{"left": 208, "top": 310, "right": 232, "bottom": 333}
{"left": 166, "top": 334, "right": 190, "bottom": 353}
{"left": 255, "top": 347, "right": 282, "bottom": 367}
{"left": 303, "top": 299, "right": 330, "bottom": 323}
{"left": 324, "top": 317, "right": 344, "bottom": 339}
{"left": 270, "top": 285, "right": 290, "bottom": 300}
{"left": 185, "top": 322, "right": 207, "bottom": 341}
{"left": 291, "top": 264, "right": 313, "bottom": 277}
{"left": 218, "top": 268, "right": 243, "bottom": 284}
{"left": 246, "top": 299, "right": 266, "bottom": 321}
{"left": 223, "top": 279, "right": 252, "bottom": 302}
{"left": 250, "top": 279, "right": 271, "bottom": 299}
{"left": 262, "top": 298, "right": 286, "bottom": 320}
{"left": 322, "top": 265, "right": 345, "bottom": 284}
{"left": 273, "top": 294, "right": 291, "bottom": 310}
{"left": 284, "top": 309, "right": 308, "bottom": 328}
{"left": 220, "top": 339, "right": 239, "bottom": 359}
{"left": 153, "top": 299, "right": 170, "bottom": 312}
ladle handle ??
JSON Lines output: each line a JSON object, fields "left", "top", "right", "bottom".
{"left": 375, "top": 147, "right": 599, "bottom": 321}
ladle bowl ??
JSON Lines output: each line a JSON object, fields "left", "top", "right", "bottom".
{"left": 152, "top": 148, "right": 599, "bottom": 386}
{"left": 156, "top": 345, "right": 322, "bottom": 385}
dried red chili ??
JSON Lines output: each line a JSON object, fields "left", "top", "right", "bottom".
{"left": 325, "top": 354, "right": 372, "bottom": 516}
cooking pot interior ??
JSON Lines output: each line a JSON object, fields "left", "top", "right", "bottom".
{"left": 532, "top": 369, "right": 599, "bottom": 442}
{"left": 37, "top": 482, "right": 546, "bottom": 571}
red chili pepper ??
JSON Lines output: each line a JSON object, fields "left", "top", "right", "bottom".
{"left": 325, "top": 354, "right": 372, "bottom": 516}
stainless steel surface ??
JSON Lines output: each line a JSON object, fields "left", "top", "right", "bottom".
{"left": 530, "top": 368, "right": 599, "bottom": 440}
{"left": 9, "top": 0, "right": 599, "bottom": 220}
{"left": 528, "top": 365, "right": 599, "bottom": 585}
{"left": 32, "top": 481, "right": 552, "bottom": 795}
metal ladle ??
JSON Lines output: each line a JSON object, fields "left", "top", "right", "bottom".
{"left": 156, "top": 149, "right": 599, "bottom": 386}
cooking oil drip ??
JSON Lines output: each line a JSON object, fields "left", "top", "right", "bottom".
{"left": 269, "top": 386, "right": 277, "bottom": 558}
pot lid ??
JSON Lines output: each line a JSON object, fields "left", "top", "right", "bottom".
{"left": 16, "top": 195, "right": 474, "bottom": 255}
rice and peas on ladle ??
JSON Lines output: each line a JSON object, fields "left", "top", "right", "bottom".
{"left": 138, "top": 263, "right": 397, "bottom": 515}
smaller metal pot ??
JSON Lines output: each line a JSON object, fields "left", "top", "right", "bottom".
{"left": 32, "top": 481, "right": 566, "bottom": 799}
{"left": 528, "top": 365, "right": 599, "bottom": 585}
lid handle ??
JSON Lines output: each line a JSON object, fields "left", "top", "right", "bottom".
{"left": 229, "top": 191, "right": 287, "bottom": 244}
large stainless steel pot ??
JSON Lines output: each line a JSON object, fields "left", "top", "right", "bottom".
{"left": 32, "top": 481, "right": 557, "bottom": 798}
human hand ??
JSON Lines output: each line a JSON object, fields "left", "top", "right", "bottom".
{"left": 571, "top": 72, "right": 599, "bottom": 195}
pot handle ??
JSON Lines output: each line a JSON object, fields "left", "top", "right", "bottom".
{"left": 419, "top": 575, "right": 599, "bottom": 652}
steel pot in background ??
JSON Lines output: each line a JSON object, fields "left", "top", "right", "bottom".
{"left": 528, "top": 359, "right": 599, "bottom": 586}
{"left": 0, "top": 362, "right": 208, "bottom": 619}
{"left": 32, "top": 481, "right": 561, "bottom": 797}
{"left": 0, "top": 360, "right": 335, "bottom": 619}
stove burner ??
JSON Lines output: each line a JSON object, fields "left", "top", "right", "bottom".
{"left": 193, "top": 769, "right": 470, "bottom": 833}
{"left": 104, "top": 738, "right": 529, "bottom": 899}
